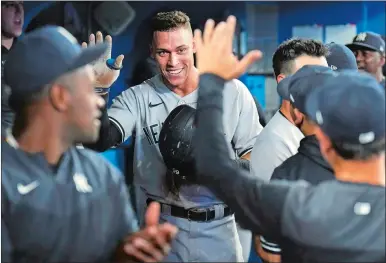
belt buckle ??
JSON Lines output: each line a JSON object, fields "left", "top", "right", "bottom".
{"left": 188, "top": 207, "right": 208, "bottom": 222}
{"left": 187, "top": 209, "right": 193, "bottom": 221}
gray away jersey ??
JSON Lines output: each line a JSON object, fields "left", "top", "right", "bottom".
{"left": 1, "top": 134, "right": 139, "bottom": 262}
{"left": 108, "top": 74, "right": 262, "bottom": 208}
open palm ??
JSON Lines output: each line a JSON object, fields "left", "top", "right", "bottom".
{"left": 82, "top": 31, "right": 124, "bottom": 88}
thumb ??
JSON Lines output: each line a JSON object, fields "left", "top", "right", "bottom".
{"left": 114, "top": 54, "right": 124, "bottom": 68}
{"left": 234, "top": 50, "right": 263, "bottom": 77}
{"left": 145, "top": 201, "right": 161, "bottom": 227}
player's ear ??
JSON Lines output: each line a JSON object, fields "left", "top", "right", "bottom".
{"left": 49, "top": 83, "right": 71, "bottom": 112}
{"left": 192, "top": 39, "right": 196, "bottom": 54}
{"left": 293, "top": 108, "right": 304, "bottom": 126}
{"left": 276, "top": 74, "right": 286, "bottom": 83}
{"left": 315, "top": 127, "right": 335, "bottom": 163}
{"left": 379, "top": 53, "right": 385, "bottom": 67}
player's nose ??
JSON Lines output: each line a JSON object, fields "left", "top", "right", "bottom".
{"left": 168, "top": 53, "right": 179, "bottom": 66}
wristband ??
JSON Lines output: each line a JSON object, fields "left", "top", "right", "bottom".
{"left": 106, "top": 58, "right": 123, "bottom": 70}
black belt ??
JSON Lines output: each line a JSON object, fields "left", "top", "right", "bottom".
{"left": 146, "top": 198, "right": 233, "bottom": 222}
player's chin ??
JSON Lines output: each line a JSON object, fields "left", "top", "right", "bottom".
{"left": 11, "top": 28, "right": 23, "bottom": 38}
{"left": 78, "top": 124, "right": 101, "bottom": 143}
{"left": 166, "top": 74, "right": 187, "bottom": 87}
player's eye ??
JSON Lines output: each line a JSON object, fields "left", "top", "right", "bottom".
{"left": 157, "top": 51, "right": 168, "bottom": 57}
{"left": 178, "top": 48, "right": 187, "bottom": 54}
{"left": 363, "top": 51, "right": 373, "bottom": 58}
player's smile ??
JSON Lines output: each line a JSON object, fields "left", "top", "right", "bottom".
{"left": 167, "top": 68, "right": 183, "bottom": 75}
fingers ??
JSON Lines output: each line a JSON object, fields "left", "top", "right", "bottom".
{"left": 194, "top": 29, "right": 203, "bottom": 53}
{"left": 211, "top": 21, "right": 227, "bottom": 46}
{"left": 86, "top": 32, "right": 113, "bottom": 58}
{"left": 124, "top": 237, "right": 162, "bottom": 263}
{"left": 96, "top": 31, "right": 103, "bottom": 44}
{"left": 224, "top": 16, "right": 237, "bottom": 53}
{"left": 104, "top": 35, "right": 113, "bottom": 58}
{"left": 115, "top": 54, "right": 125, "bottom": 68}
{"left": 203, "top": 19, "right": 215, "bottom": 44}
{"left": 123, "top": 224, "right": 178, "bottom": 263}
{"left": 145, "top": 202, "right": 161, "bottom": 227}
{"left": 234, "top": 50, "right": 263, "bottom": 76}
{"left": 146, "top": 225, "right": 171, "bottom": 256}
{"left": 105, "top": 34, "right": 112, "bottom": 44}
{"left": 89, "top": 33, "right": 95, "bottom": 46}
{"left": 159, "top": 223, "right": 178, "bottom": 242}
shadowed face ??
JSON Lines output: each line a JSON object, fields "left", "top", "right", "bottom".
{"left": 353, "top": 49, "right": 385, "bottom": 75}
{"left": 1, "top": 1, "right": 24, "bottom": 38}
{"left": 65, "top": 66, "right": 105, "bottom": 143}
{"left": 152, "top": 26, "right": 196, "bottom": 88}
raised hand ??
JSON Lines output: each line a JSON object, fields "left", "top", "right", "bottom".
{"left": 194, "top": 16, "right": 263, "bottom": 80}
{"left": 82, "top": 31, "right": 124, "bottom": 89}
{"left": 117, "top": 202, "right": 178, "bottom": 262}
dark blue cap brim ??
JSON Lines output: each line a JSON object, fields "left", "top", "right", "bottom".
{"left": 346, "top": 42, "right": 379, "bottom": 52}
{"left": 68, "top": 43, "right": 108, "bottom": 73}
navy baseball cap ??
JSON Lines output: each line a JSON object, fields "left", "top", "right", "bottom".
{"left": 346, "top": 31, "right": 385, "bottom": 54}
{"left": 305, "top": 70, "right": 385, "bottom": 145}
{"left": 325, "top": 43, "right": 358, "bottom": 71}
{"left": 277, "top": 65, "right": 335, "bottom": 113}
{"left": 4, "top": 25, "right": 107, "bottom": 109}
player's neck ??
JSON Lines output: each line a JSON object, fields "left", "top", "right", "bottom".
{"left": 334, "top": 154, "right": 385, "bottom": 187}
{"left": 13, "top": 114, "right": 71, "bottom": 166}
{"left": 372, "top": 69, "right": 385, "bottom": 83}
{"left": 279, "top": 101, "right": 295, "bottom": 125}
{"left": 169, "top": 68, "right": 199, "bottom": 97}
{"left": 1, "top": 35, "right": 14, "bottom": 50}
{"left": 371, "top": 68, "right": 385, "bottom": 82}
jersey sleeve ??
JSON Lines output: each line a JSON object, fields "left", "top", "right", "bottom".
{"left": 107, "top": 87, "right": 139, "bottom": 143}
{"left": 230, "top": 79, "right": 263, "bottom": 157}
{"left": 259, "top": 235, "right": 282, "bottom": 255}
{"left": 194, "top": 73, "right": 291, "bottom": 237}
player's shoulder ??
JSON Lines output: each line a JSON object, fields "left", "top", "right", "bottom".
{"left": 224, "top": 78, "right": 248, "bottom": 93}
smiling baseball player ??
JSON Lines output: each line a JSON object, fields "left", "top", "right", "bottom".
{"left": 85, "top": 10, "right": 262, "bottom": 262}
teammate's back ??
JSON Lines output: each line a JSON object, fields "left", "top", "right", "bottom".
{"left": 279, "top": 179, "right": 385, "bottom": 262}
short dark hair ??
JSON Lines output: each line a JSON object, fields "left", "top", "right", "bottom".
{"left": 151, "top": 11, "right": 191, "bottom": 33}
{"left": 332, "top": 138, "right": 385, "bottom": 160}
{"left": 272, "top": 38, "right": 328, "bottom": 78}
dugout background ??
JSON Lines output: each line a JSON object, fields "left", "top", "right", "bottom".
{"left": 21, "top": 1, "right": 386, "bottom": 262}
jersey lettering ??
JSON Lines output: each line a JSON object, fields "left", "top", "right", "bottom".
{"left": 142, "top": 122, "right": 164, "bottom": 146}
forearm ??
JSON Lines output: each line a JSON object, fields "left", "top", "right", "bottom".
{"left": 194, "top": 74, "right": 284, "bottom": 236}
{"left": 83, "top": 93, "right": 122, "bottom": 152}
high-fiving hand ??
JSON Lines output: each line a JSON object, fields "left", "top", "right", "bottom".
{"left": 116, "top": 202, "right": 178, "bottom": 263}
{"left": 194, "top": 16, "right": 263, "bottom": 80}
{"left": 82, "top": 31, "right": 124, "bottom": 89}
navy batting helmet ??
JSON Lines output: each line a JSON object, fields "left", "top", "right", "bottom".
{"left": 159, "top": 105, "right": 197, "bottom": 188}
